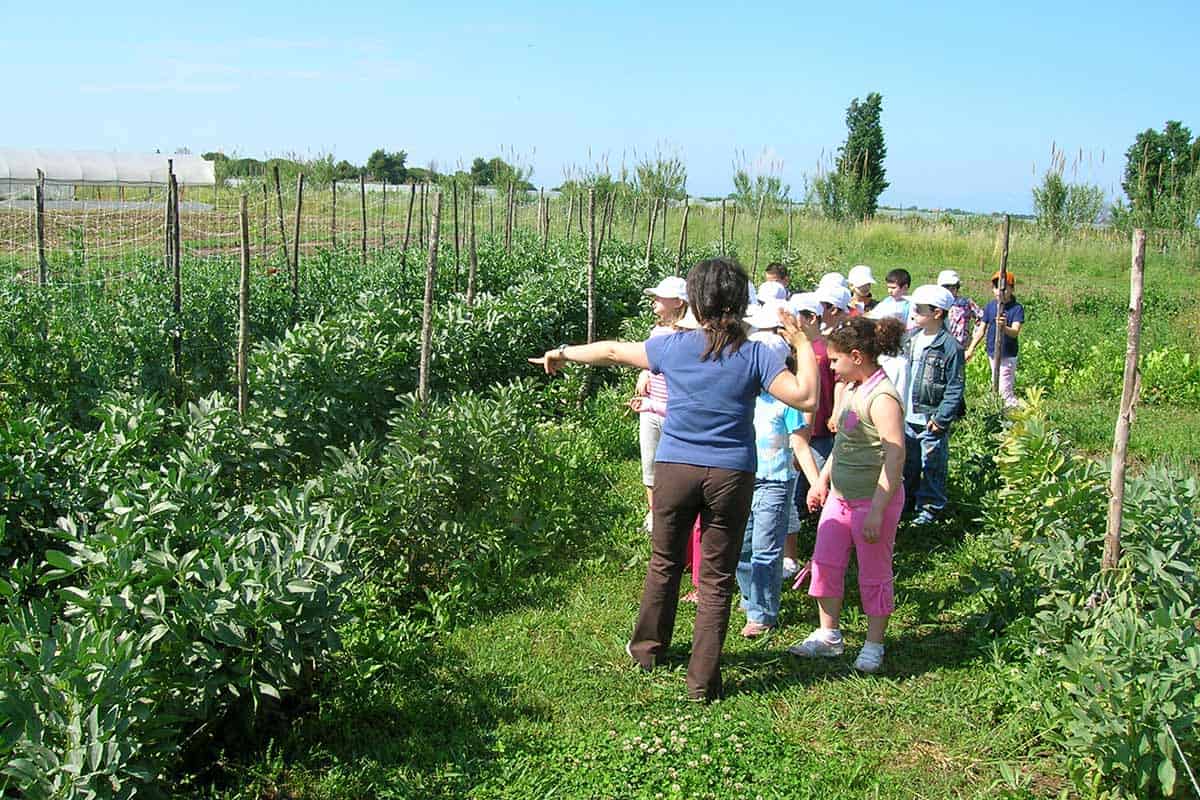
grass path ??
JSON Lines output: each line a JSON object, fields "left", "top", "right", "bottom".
{"left": 219, "top": 461, "right": 1067, "bottom": 800}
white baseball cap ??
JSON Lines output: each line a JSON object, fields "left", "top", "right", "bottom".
{"left": 936, "top": 269, "right": 961, "bottom": 287}
{"left": 910, "top": 284, "right": 955, "bottom": 310}
{"left": 788, "top": 292, "right": 825, "bottom": 317}
{"left": 847, "top": 264, "right": 876, "bottom": 288}
{"left": 816, "top": 285, "right": 851, "bottom": 312}
{"left": 818, "top": 272, "right": 848, "bottom": 290}
{"left": 757, "top": 280, "right": 788, "bottom": 302}
{"left": 643, "top": 276, "right": 688, "bottom": 301}
{"left": 744, "top": 299, "right": 788, "bottom": 330}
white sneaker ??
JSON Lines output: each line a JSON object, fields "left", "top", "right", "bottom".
{"left": 853, "top": 642, "right": 885, "bottom": 673}
{"left": 787, "top": 629, "right": 844, "bottom": 658}
{"left": 781, "top": 558, "right": 800, "bottom": 580}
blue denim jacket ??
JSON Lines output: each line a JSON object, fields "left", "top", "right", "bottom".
{"left": 902, "top": 326, "right": 966, "bottom": 428}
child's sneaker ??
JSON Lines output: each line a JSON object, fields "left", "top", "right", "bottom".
{"left": 912, "top": 510, "right": 937, "bottom": 526}
{"left": 787, "top": 628, "right": 844, "bottom": 658}
{"left": 853, "top": 641, "right": 885, "bottom": 673}
{"left": 781, "top": 557, "right": 800, "bottom": 580}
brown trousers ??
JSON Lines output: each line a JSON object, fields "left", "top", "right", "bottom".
{"left": 628, "top": 462, "right": 755, "bottom": 700}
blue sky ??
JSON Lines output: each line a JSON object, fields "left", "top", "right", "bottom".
{"left": 3, "top": 0, "right": 1197, "bottom": 213}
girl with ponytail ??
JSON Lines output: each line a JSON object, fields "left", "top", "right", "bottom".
{"left": 788, "top": 316, "right": 906, "bottom": 674}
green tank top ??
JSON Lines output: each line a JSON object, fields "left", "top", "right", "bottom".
{"left": 830, "top": 370, "right": 902, "bottom": 500}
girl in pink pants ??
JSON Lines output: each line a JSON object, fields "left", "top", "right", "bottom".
{"left": 789, "top": 316, "right": 907, "bottom": 674}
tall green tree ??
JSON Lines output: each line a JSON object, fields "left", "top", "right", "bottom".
{"left": 365, "top": 149, "right": 408, "bottom": 184}
{"left": 836, "top": 92, "right": 889, "bottom": 219}
{"left": 1120, "top": 121, "right": 1200, "bottom": 230}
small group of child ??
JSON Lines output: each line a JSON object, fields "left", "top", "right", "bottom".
{"left": 629, "top": 261, "right": 1025, "bottom": 673}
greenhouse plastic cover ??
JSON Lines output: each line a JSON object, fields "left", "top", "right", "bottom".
{"left": 0, "top": 149, "right": 214, "bottom": 186}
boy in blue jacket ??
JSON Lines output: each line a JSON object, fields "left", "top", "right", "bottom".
{"left": 901, "top": 285, "right": 966, "bottom": 525}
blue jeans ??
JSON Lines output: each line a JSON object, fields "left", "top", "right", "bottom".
{"left": 904, "top": 423, "right": 949, "bottom": 515}
{"left": 736, "top": 477, "right": 794, "bottom": 625}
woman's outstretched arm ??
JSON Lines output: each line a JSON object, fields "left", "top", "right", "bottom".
{"left": 529, "top": 341, "right": 649, "bottom": 375}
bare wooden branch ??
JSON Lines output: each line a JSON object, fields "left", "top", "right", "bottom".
{"left": 720, "top": 198, "right": 726, "bottom": 255}
{"left": 359, "top": 174, "right": 368, "bottom": 265}
{"left": 587, "top": 188, "right": 597, "bottom": 344}
{"left": 331, "top": 179, "right": 337, "bottom": 249}
{"left": 273, "top": 165, "right": 289, "bottom": 266}
{"left": 644, "top": 196, "right": 659, "bottom": 271}
{"left": 992, "top": 215, "right": 1011, "bottom": 394}
{"left": 467, "top": 183, "right": 478, "bottom": 306}
{"left": 291, "top": 172, "right": 304, "bottom": 307}
{"left": 752, "top": 193, "right": 767, "bottom": 278}
{"left": 452, "top": 181, "right": 461, "bottom": 292}
{"left": 675, "top": 196, "right": 690, "bottom": 275}
{"left": 35, "top": 169, "right": 47, "bottom": 285}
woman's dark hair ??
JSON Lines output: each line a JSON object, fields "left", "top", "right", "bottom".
{"left": 827, "top": 317, "right": 903, "bottom": 361}
{"left": 686, "top": 257, "right": 749, "bottom": 361}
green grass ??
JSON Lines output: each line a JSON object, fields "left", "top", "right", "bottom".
{"left": 206, "top": 461, "right": 1065, "bottom": 800}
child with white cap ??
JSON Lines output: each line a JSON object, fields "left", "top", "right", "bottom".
{"left": 758, "top": 262, "right": 790, "bottom": 303}
{"left": 744, "top": 299, "right": 792, "bottom": 361}
{"left": 631, "top": 276, "right": 688, "bottom": 532}
{"left": 846, "top": 265, "right": 877, "bottom": 316}
{"left": 901, "top": 285, "right": 966, "bottom": 525}
{"left": 818, "top": 272, "right": 848, "bottom": 291}
{"left": 937, "top": 269, "right": 982, "bottom": 349}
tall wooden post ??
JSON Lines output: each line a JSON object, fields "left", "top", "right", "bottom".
{"left": 505, "top": 181, "right": 515, "bottom": 253}
{"left": 587, "top": 188, "right": 597, "bottom": 344}
{"left": 752, "top": 193, "right": 767, "bottom": 278}
{"left": 331, "top": 179, "right": 338, "bottom": 249}
{"left": 661, "top": 195, "right": 668, "bottom": 247}
{"left": 403, "top": 182, "right": 416, "bottom": 254}
{"left": 629, "top": 197, "right": 639, "bottom": 244}
{"left": 359, "top": 174, "right": 367, "bottom": 265}
{"left": 488, "top": 193, "right": 494, "bottom": 238}
{"left": 565, "top": 194, "right": 575, "bottom": 242}
{"left": 720, "top": 198, "right": 727, "bottom": 255}
{"left": 675, "top": 196, "right": 690, "bottom": 275}
{"left": 418, "top": 192, "right": 442, "bottom": 404}
{"left": 452, "top": 181, "right": 460, "bottom": 292}
{"left": 381, "top": 181, "right": 387, "bottom": 250}
{"left": 992, "top": 214, "right": 1011, "bottom": 394}
{"left": 1103, "top": 229, "right": 1146, "bottom": 570}
{"left": 165, "top": 162, "right": 175, "bottom": 275}
{"left": 540, "top": 187, "right": 548, "bottom": 250}
{"left": 260, "top": 182, "right": 268, "bottom": 258}
{"left": 467, "top": 183, "right": 478, "bottom": 306}
{"left": 237, "top": 194, "right": 251, "bottom": 415}
{"left": 644, "top": 197, "right": 659, "bottom": 271}
{"left": 730, "top": 202, "right": 738, "bottom": 244}
{"left": 787, "top": 199, "right": 793, "bottom": 252}
{"left": 170, "top": 171, "right": 183, "bottom": 406}
{"left": 419, "top": 182, "right": 427, "bottom": 249}
{"left": 35, "top": 169, "right": 47, "bottom": 285}
{"left": 291, "top": 173, "right": 304, "bottom": 308}
{"left": 273, "top": 165, "right": 289, "bottom": 266}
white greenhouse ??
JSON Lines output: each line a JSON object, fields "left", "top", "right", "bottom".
{"left": 0, "top": 148, "right": 214, "bottom": 201}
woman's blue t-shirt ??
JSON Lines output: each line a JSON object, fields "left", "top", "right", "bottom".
{"left": 644, "top": 330, "right": 787, "bottom": 473}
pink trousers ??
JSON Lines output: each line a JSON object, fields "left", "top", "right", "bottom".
{"left": 808, "top": 488, "right": 904, "bottom": 617}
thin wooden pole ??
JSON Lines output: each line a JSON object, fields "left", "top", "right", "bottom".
{"left": 505, "top": 181, "right": 514, "bottom": 253}
{"left": 730, "top": 202, "right": 738, "bottom": 245}
{"left": 787, "top": 199, "right": 793, "bottom": 252}
{"left": 331, "top": 179, "right": 337, "bottom": 249}
{"left": 675, "top": 196, "right": 690, "bottom": 275}
{"left": 752, "top": 193, "right": 766, "bottom": 279}
{"left": 419, "top": 182, "right": 427, "bottom": 249}
{"left": 629, "top": 197, "right": 639, "bottom": 244}
{"left": 170, "top": 171, "right": 182, "bottom": 405}
{"left": 452, "top": 181, "right": 460, "bottom": 292}
{"left": 403, "top": 182, "right": 416, "bottom": 253}
{"left": 359, "top": 174, "right": 367, "bottom": 265}
{"left": 165, "top": 163, "right": 174, "bottom": 275}
{"left": 587, "top": 188, "right": 597, "bottom": 344}
{"left": 237, "top": 194, "right": 251, "bottom": 415}
{"left": 291, "top": 172, "right": 304, "bottom": 308}
{"left": 35, "top": 169, "right": 47, "bottom": 285}
{"left": 599, "top": 190, "right": 615, "bottom": 255}
{"left": 1103, "top": 229, "right": 1146, "bottom": 571}
{"left": 720, "top": 198, "right": 727, "bottom": 255}
{"left": 381, "top": 181, "right": 387, "bottom": 250}
{"left": 273, "top": 165, "right": 289, "bottom": 265}
{"left": 467, "top": 183, "right": 478, "bottom": 306}
{"left": 992, "top": 214, "right": 1011, "bottom": 394}
{"left": 260, "top": 181, "right": 268, "bottom": 258}
{"left": 565, "top": 194, "right": 575, "bottom": 241}
{"left": 488, "top": 192, "right": 494, "bottom": 238}
{"left": 661, "top": 195, "right": 669, "bottom": 247}
{"left": 644, "top": 196, "right": 659, "bottom": 271}
{"left": 540, "top": 187, "right": 548, "bottom": 250}
{"left": 418, "top": 191, "right": 442, "bottom": 404}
